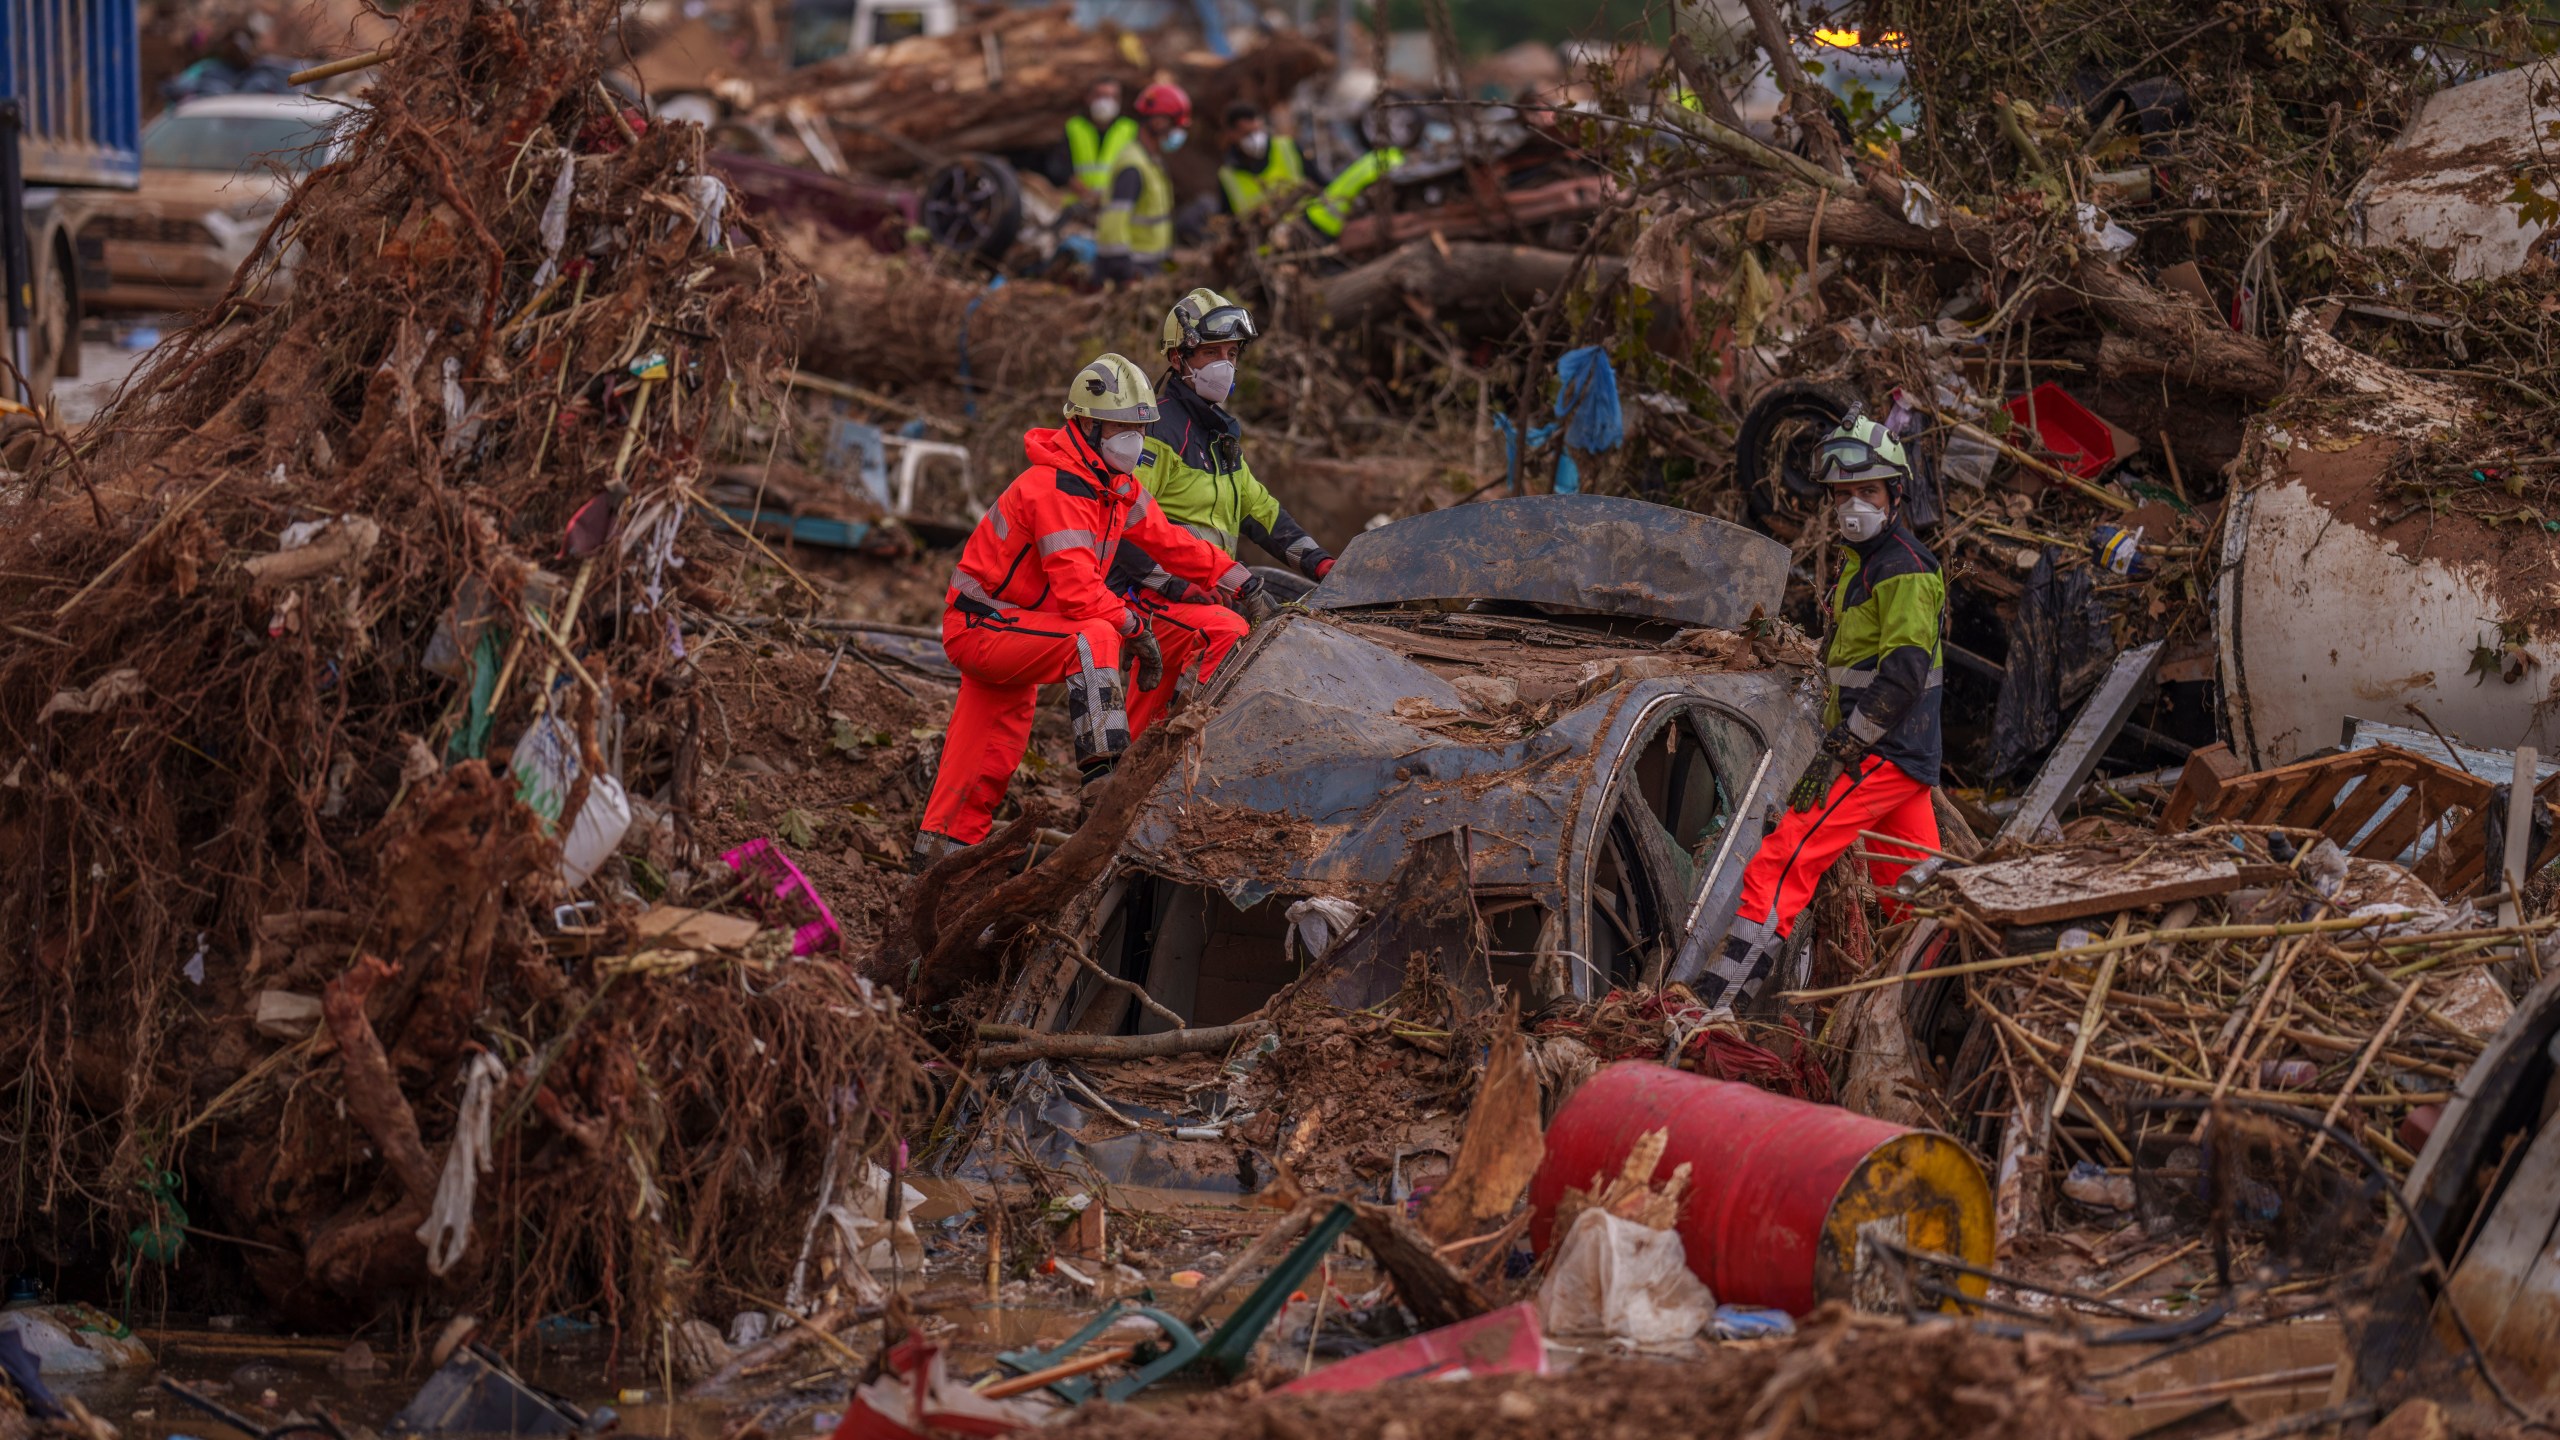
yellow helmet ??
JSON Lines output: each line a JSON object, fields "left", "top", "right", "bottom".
{"left": 1061, "top": 353, "right": 1161, "bottom": 424}
{"left": 1161, "top": 287, "right": 1257, "bottom": 354}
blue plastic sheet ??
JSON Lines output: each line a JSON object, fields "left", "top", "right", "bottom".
{"left": 1555, "top": 345, "right": 1624, "bottom": 454}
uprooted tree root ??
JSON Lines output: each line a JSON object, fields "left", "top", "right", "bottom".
{"left": 0, "top": 0, "right": 932, "bottom": 1343}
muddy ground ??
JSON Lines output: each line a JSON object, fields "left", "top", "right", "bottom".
{"left": 1046, "top": 1307, "right": 2107, "bottom": 1440}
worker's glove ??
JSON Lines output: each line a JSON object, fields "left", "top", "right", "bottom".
{"left": 1236, "top": 577, "right": 1279, "bottom": 626}
{"left": 1789, "top": 755, "right": 1842, "bottom": 812}
{"left": 1819, "top": 723, "right": 1869, "bottom": 767}
{"left": 1312, "top": 556, "right": 1336, "bottom": 581}
{"left": 1789, "top": 726, "right": 1869, "bottom": 812}
{"left": 1124, "top": 625, "right": 1165, "bottom": 692}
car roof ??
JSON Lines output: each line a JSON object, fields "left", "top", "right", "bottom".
{"left": 162, "top": 94, "right": 363, "bottom": 120}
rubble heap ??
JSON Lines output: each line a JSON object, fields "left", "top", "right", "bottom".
{"left": 0, "top": 0, "right": 930, "bottom": 1336}
{"left": 1047, "top": 1306, "right": 2108, "bottom": 1440}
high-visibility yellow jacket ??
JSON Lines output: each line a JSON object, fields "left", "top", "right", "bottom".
{"left": 1129, "top": 377, "right": 1332, "bottom": 581}
{"left": 1097, "top": 143, "right": 1173, "bottom": 266}
{"left": 1218, "top": 136, "right": 1308, "bottom": 217}
{"left": 1066, "top": 113, "right": 1136, "bottom": 194}
{"left": 1301, "top": 146, "right": 1403, "bottom": 237}
{"left": 1825, "top": 524, "right": 1946, "bottom": 784}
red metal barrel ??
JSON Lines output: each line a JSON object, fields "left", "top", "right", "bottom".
{"left": 1528, "top": 1062, "right": 1993, "bottom": 1316}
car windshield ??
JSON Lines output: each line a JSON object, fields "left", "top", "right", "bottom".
{"left": 142, "top": 112, "right": 336, "bottom": 172}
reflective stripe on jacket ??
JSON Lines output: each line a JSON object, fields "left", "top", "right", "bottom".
{"left": 947, "top": 423, "right": 1248, "bottom": 632}
{"left": 1097, "top": 144, "right": 1173, "bottom": 263}
{"left": 1218, "top": 136, "right": 1307, "bottom": 216}
{"left": 1825, "top": 523, "right": 1946, "bottom": 785}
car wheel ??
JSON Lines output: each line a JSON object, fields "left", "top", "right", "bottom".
{"left": 21, "top": 243, "right": 75, "bottom": 408}
{"left": 1248, "top": 565, "right": 1314, "bottom": 603}
{"left": 1735, "top": 379, "right": 1860, "bottom": 536}
{"left": 920, "top": 155, "right": 1022, "bottom": 259}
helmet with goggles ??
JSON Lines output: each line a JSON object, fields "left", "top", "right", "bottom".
{"left": 1162, "top": 287, "right": 1257, "bottom": 355}
{"left": 1812, "top": 411, "right": 1912, "bottom": 492}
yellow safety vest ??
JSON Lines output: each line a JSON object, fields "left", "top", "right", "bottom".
{"left": 1097, "top": 143, "right": 1173, "bottom": 265}
{"left": 1218, "top": 136, "right": 1307, "bottom": 217}
{"left": 1066, "top": 113, "right": 1136, "bottom": 193}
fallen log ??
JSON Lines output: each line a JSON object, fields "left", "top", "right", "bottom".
{"left": 1752, "top": 195, "right": 2287, "bottom": 399}
{"left": 1313, "top": 240, "right": 1625, "bottom": 337}
{"left": 971, "top": 1019, "right": 1270, "bottom": 1067}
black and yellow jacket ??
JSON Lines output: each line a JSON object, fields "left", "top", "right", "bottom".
{"left": 1128, "top": 375, "right": 1331, "bottom": 581}
{"left": 1827, "top": 521, "right": 1945, "bottom": 785}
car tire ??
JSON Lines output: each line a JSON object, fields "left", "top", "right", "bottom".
{"left": 1735, "top": 379, "right": 1860, "bottom": 534}
{"left": 21, "top": 242, "right": 76, "bottom": 409}
{"left": 1248, "top": 565, "right": 1314, "bottom": 603}
{"left": 920, "top": 154, "right": 1022, "bottom": 259}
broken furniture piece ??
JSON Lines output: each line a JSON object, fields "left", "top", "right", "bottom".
{"left": 2160, "top": 740, "right": 2560, "bottom": 895}
{"left": 987, "top": 1303, "right": 1203, "bottom": 1405}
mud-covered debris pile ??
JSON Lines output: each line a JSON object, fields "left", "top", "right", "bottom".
{"left": 1045, "top": 1305, "right": 2107, "bottom": 1440}
{"left": 0, "top": 0, "right": 931, "bottom": 1339}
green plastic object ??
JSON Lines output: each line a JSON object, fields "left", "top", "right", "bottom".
{"left": 1197, "top": 1201, "right": 1355, "bottom": 1379}
{"left": 992, "top": 1302, "right": 1202, "bottom": 1405}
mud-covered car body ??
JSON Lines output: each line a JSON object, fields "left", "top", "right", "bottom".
{"left": 1013, "top": 494, "right": 1826, "bottom": 1038}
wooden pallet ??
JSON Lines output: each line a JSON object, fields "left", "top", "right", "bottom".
{"left": 2159, "top": 741, "right": 2560, "bottom": 896}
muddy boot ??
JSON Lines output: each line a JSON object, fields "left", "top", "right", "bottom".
{"left": 908, "top": 830, "right": 964, "bottom": 874}
{"left": 1066, "top": 638, "right": 1130, "bottom": 798}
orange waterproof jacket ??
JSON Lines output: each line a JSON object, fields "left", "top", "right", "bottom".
{"left": 946, "top": 424, "right": 1250, "bottom": 635}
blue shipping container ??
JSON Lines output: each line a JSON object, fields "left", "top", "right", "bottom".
{"left": 0, "top": 0, "right": 140, "bottom": 188}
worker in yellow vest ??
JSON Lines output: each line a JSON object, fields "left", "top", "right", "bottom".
{"left": 1297, "top": 144, "right": 1404, "bottom": 239}
{"left": 1216, "top": 102, "right": 1308, "bottom": 219}
{"left": 1066, "top": 80, "right": 1136, "bottom": 202}
{"left": 1095, "top": 82, "right": 1187, "bottom": 287}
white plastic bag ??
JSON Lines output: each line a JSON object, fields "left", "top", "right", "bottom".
{"left": 1536, "top": 1208, "right": 1714, "bottom": 1345}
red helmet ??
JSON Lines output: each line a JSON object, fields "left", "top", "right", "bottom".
{"left": 1134, "top": 82, "right": 1192, "bottom": 125}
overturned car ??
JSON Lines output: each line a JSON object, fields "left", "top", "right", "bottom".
{"left": 996, "top": 494, "right": 1826, "bottom": 1040}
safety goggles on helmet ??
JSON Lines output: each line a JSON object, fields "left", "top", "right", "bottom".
{"left": 1812, "top": 415, "right": 1911, "bottom": 488}
{"left": 1186, "top": 304, "right": 1256, "bottom": 348}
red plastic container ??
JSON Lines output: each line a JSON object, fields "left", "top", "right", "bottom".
{"left": 2004, "top": 381, "right": 2125, "bottom": 480}
{"left": 1528, "top": 1063, "right": 1994, "bottom": 1316}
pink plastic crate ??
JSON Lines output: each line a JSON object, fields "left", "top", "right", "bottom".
{"left": 722, "top": 838, "right": 845, "bottom": 956}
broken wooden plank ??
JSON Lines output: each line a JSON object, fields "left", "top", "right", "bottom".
{"left": 1942, "top": 847, "right": 2292, "bottom": 926}
{"left": 1997, "top": 640, "right": 2165, "bottom": 848}
{"left": 2324, "top": 757, "right": 2419, "bottom": 850}
{"left": 2159, "top": 742, "right": 2245, "bottom": 831}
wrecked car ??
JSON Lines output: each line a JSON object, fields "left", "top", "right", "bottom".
{"left": 1000, "top": 494, "right": 1823, "bottom": 1040}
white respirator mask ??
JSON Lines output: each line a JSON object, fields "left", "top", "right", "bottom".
{"left": 1836, "top": 496, "right": 1890, "bottom": 544}
{"left": 1091, "top": 97, "right": 1120, "bottom": 123}
{"left": 1099, "top": 429, "right": 1148, "bottom": 473}
{"left": 1187, "top": 359, "right": 1237, "bottom": 404}
{"left": 1239, "top": 131, "right": 1270, "bottom": 160}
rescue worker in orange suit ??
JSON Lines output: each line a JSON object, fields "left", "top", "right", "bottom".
{"left": 912, "top": 353, "right": 1267, "bottom": 870}
{"left": 1702, "top": 412, "right": 1944, "bottom": 1011}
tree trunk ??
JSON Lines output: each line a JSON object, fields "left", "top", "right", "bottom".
{"left": 1753, "top": 195, "right": 2287, "bottom": 399}
{"left": 1313, "top": 241, "right": 1624, "bottom": 338}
